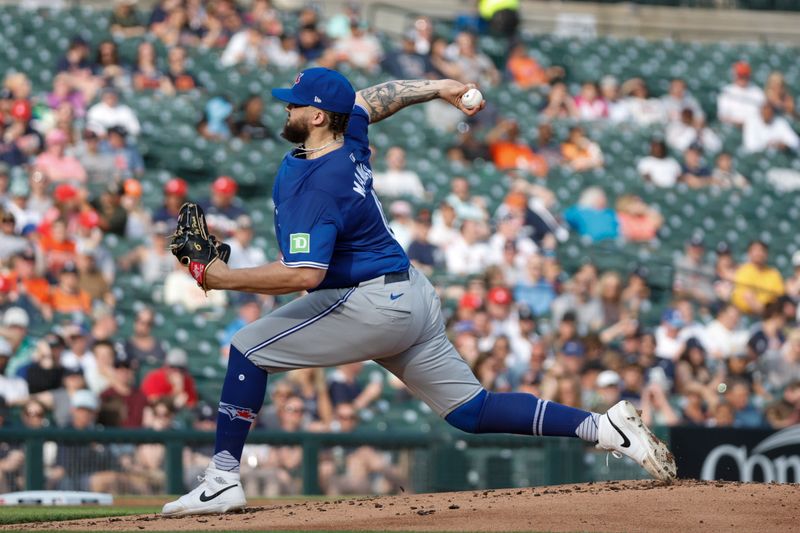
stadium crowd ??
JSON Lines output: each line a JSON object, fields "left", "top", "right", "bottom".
{"left": 1, "top": 0, "right": 800, "bottom": 496}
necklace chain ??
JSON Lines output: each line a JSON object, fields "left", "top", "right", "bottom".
{"left": 296, "top": 138, "right": 343, "bottom": 154}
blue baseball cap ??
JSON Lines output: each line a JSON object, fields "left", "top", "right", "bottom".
{"left": 661, "top": 309, "right": 685, "bottom": 328}
{"left": 271, "top": 68, "right": 355, "bottom": 114}
{"left": 562, "top": 340, "right": 585, "bottom": 358}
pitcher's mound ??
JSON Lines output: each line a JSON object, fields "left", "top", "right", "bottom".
{"left": 9, "top": 480, "right": 798, "bottom": 532}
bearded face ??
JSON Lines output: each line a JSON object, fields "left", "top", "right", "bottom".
{"left": 281, "top": 106, "right": 311, "bottom": 144}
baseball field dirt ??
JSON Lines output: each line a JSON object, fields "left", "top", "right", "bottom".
{"left": 4, "top": 479, "right": 797, "bottom": 532}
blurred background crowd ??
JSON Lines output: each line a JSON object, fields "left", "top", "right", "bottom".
{"left": 0, "top": 0, "right": 800, "bottom": 496}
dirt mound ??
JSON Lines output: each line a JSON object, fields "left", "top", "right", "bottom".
{"left": 8, "top": 480, "right": 798, "bottom": 532}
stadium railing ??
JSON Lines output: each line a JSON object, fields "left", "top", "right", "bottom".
{"left": 0, "top": 426, "right": 662, "bottom": 495}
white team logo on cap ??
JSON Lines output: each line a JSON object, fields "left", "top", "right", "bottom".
{"left": 293, "top": 72, "right": 304, "bottom": 86}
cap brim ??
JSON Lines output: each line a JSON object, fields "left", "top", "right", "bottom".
{"left": 271, "top": 88, "right": 306, "bottom": 106}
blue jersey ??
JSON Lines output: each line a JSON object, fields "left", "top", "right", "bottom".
{"left": 272, "top": 104, "right": 409, "bottom": 290}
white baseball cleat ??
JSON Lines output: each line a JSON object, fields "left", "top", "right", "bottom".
{"left": 597, "top": 400, "right": 677, "bottom": 481}
{"left": 162, "top": 466, "right": 246, "bottom": 516}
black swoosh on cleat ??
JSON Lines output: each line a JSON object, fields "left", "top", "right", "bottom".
{"left": 607, "top": 415, "right": 631, "bottom": 448}
{"left": 199, "top": 484, "right": 238, "bottom": 502}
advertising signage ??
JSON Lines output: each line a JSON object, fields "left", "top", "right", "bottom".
{"left": 671, "top": 425, "right": 800, "bottom": 483}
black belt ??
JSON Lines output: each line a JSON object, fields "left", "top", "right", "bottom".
{"left": 384, "top": 270, "right": 410, "bottom": 284}
{"left": 358, "top": 269, "right": 409, "bottom": 287}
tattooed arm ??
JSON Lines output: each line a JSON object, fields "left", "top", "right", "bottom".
{"left": 355, "top": 79, "right": 484, "bottom": 123}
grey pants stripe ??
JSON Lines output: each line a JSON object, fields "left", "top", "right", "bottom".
{"left": 231, "top": 268, "right": 482, "bottom": 417}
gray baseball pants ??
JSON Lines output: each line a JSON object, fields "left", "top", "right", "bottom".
{"left": 231, "top": 267, "right": 482, "bottom": 417}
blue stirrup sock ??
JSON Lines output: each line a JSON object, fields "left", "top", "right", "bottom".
{"left": 211, "top": 346, "right": 269, "bottom": 473}
{"left": 445, "top": 389, "right": 601, "bottom": 442}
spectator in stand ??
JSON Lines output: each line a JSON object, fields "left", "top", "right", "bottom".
{"left": 551, "top": 273, "right": 603, "bottom": 334}
{"left": 661, "top": 78, "right": 704, "bottom": 123}
{"left": 232, "top": 95, "right": 272, "bottom": 142}
{"left": 93, "top": 182, "right": 128, "bottom": 236}
{"left": 666, "top": 108, "right": 722, "bottom": 154}
{"left": 445, "top": 218, "right": 490, "bottom": 275}
{"left": 486, "top": 118, "right": 548, "bottom": 178}
{"left": 47, "top": 73, "right": 86, "bottom": 118}
{"left": 124, "top": 307, "right": 166, "bottom": 369}
{"left": 0, "top": 337, "right": 27, "bottom": 404}
{"left": 615, "top": 194, "right": 663, "bottom": 243}
{"left": 72, "top": 127, "right": 116, "bottom": 185}
{"left": 387, "top": 200, "right": 415, "bottom": 250}
{"left": 49, "top": 390, "right": 120, "bottom": 491}
{"left": 447, "top": 31, "right": 499, "bottom": 87}
{"left": 725, "top": 379, "right": 765, "bottom": 427}
{"left": 0, "top": 211, "right": 28, "bottom": 260}
{"left": 38, "top": 217, "right": 77, "bottom": 277}
{"left": 264, "top": 33, "right": 301, "bottom": 70}
{"left": 428, "top": 36, "right": 462, "bottom": 81}
{"left": 218, "top": 294, "right": 265, "bottom": 364}
{"left": 680, "top": 146, "right": 712, "bottom": 188}
{"left": 702, "top": 303, "right": 749, "bottom": 360}
{"left": 34, "top": 129, "right": 87, "bottom": 184}
{"left": 153, "top": 177, "right": 188, "bottom": 224}
{"left": 50, "top": 262, "right": 91, "bottom": 314}
{"left": 382, "top": 32, "right": 434, "bottom": 79}
{"left": 514, "top": 254, "right": 555, "bottom": 317}
{"left": 319, "top": 402, "right": 406, "bottom": 495}
{"left": 711, "top": 152, "right": 749, "bottom": 189}
{"left": 121, "top": 178, "right": 151, "bottom": 240}
{"left": 327, "top": 362, "right": 383, "bottom": 410}
{"left": 140, "top": 348, "right": 198, "bottom": 409}
{"left": 599, "top": 75, "right": 629, "bottom": 123}
{"left": 760, "top": 329, "right": 800, "bottom": 394}
{"left": 534, "top": 122, "right": 562, "bottom": 169}
{"left": 132, "top": 41, "right": 171, "bottom": 93}
{"left": 86, "top": 88, "right": 141, "bottom": 139}
{"left": 60, "top": 323, "right": 94, "bottom": 375}
{"left": 620, "top": 78, "right": 667, "bottom": 126}
{"left": 654, "top": 308, "right": 691, "bottom": 361}
{"left": 764, "top": 71, "right": 795, "bottom": 118}
{"left": 332, "top": 19, "right": 383, "bottom": 73}
{"left": 227, "top": 215, "right": 267, "bottom": 270}
{"left": 541, "top": 81, "right": 577, "bottom": 120}
{"left": 406, "top": 213, "right": 443, "bottom": 275}
{"left": 101, "top": 126, "right": 144, "bottom": 180}
{"left": 163, "top": 259, "right": 227, "bottom": 311}
{"left": 747, "top": 301, "right": 786, "bottom": 359}
{"left": 505, "top": 42, "right": 561, "bottom": 89}
{"left": 574, "top": 81, "right": 608, "bottom": 121}
{"left": 83, "top": 340, "right": 120, "bottom": 396}
{"left": 297, "top": 23, "right": 327, "bottom": 64}
{"left": 428, "top": 201, "right": 459, "bottom": 251}
{"left": 717, "top": 61, "right": 765, "bottom": 127}
{"left": 197, "top": 95, "right": 234, "bottom": 141}
{"left": 119, "top": 221, "right": 175, "bottom": 285}
{"left": 446, "top": 176, "right": 487, "bottom": 223}
{"left": 743, "top": 103, "right": 800, "bottom": 154}
{"left": 92, "top": 40, "right": 130, "bottom": 90}
{"left": 564, "top": 187, "right": 618, "bottom": 242}
{"left": 673, "top": 235, "right": 716, "bottom": 305}
{"left": 165, "top": 46, "right": 200, "bottom": 92}
{"left": 561, "top": 126, "right": 603, "bottom": 172}
{"left": 109, "top": 0, "right": 146, "bottom": 39}
{"left": 372, "top": 146, "right": 426, "bottom": 199}
{"left": 250, "top": 392, "right": 305, "bottom": 496}
{"left": 731, "top": 240, "right": 785, "bottom": 315}
{"left": 220, "top": 25, "right": 266, "bottom": 68}
{"left": 24, "top": 334, "right": 66, "bottom": 395}
{"left": 487, "top": 209, "right": 537, "bottom": 269}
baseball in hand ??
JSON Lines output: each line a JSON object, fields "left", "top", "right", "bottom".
{"left": 461, "top": 88, "right": 483, "bottom": 109}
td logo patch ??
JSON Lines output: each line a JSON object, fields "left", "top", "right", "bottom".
{"left": 289, "top": 233, "right": 310, "bottom": 253}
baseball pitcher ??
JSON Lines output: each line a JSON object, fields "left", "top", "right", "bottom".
{"left": 163, "top": 68, "right": 675, "bottom": 515}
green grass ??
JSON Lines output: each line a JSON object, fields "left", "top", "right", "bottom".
{"left": 0, "top": 505, "right": 159, "bottom": 525}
